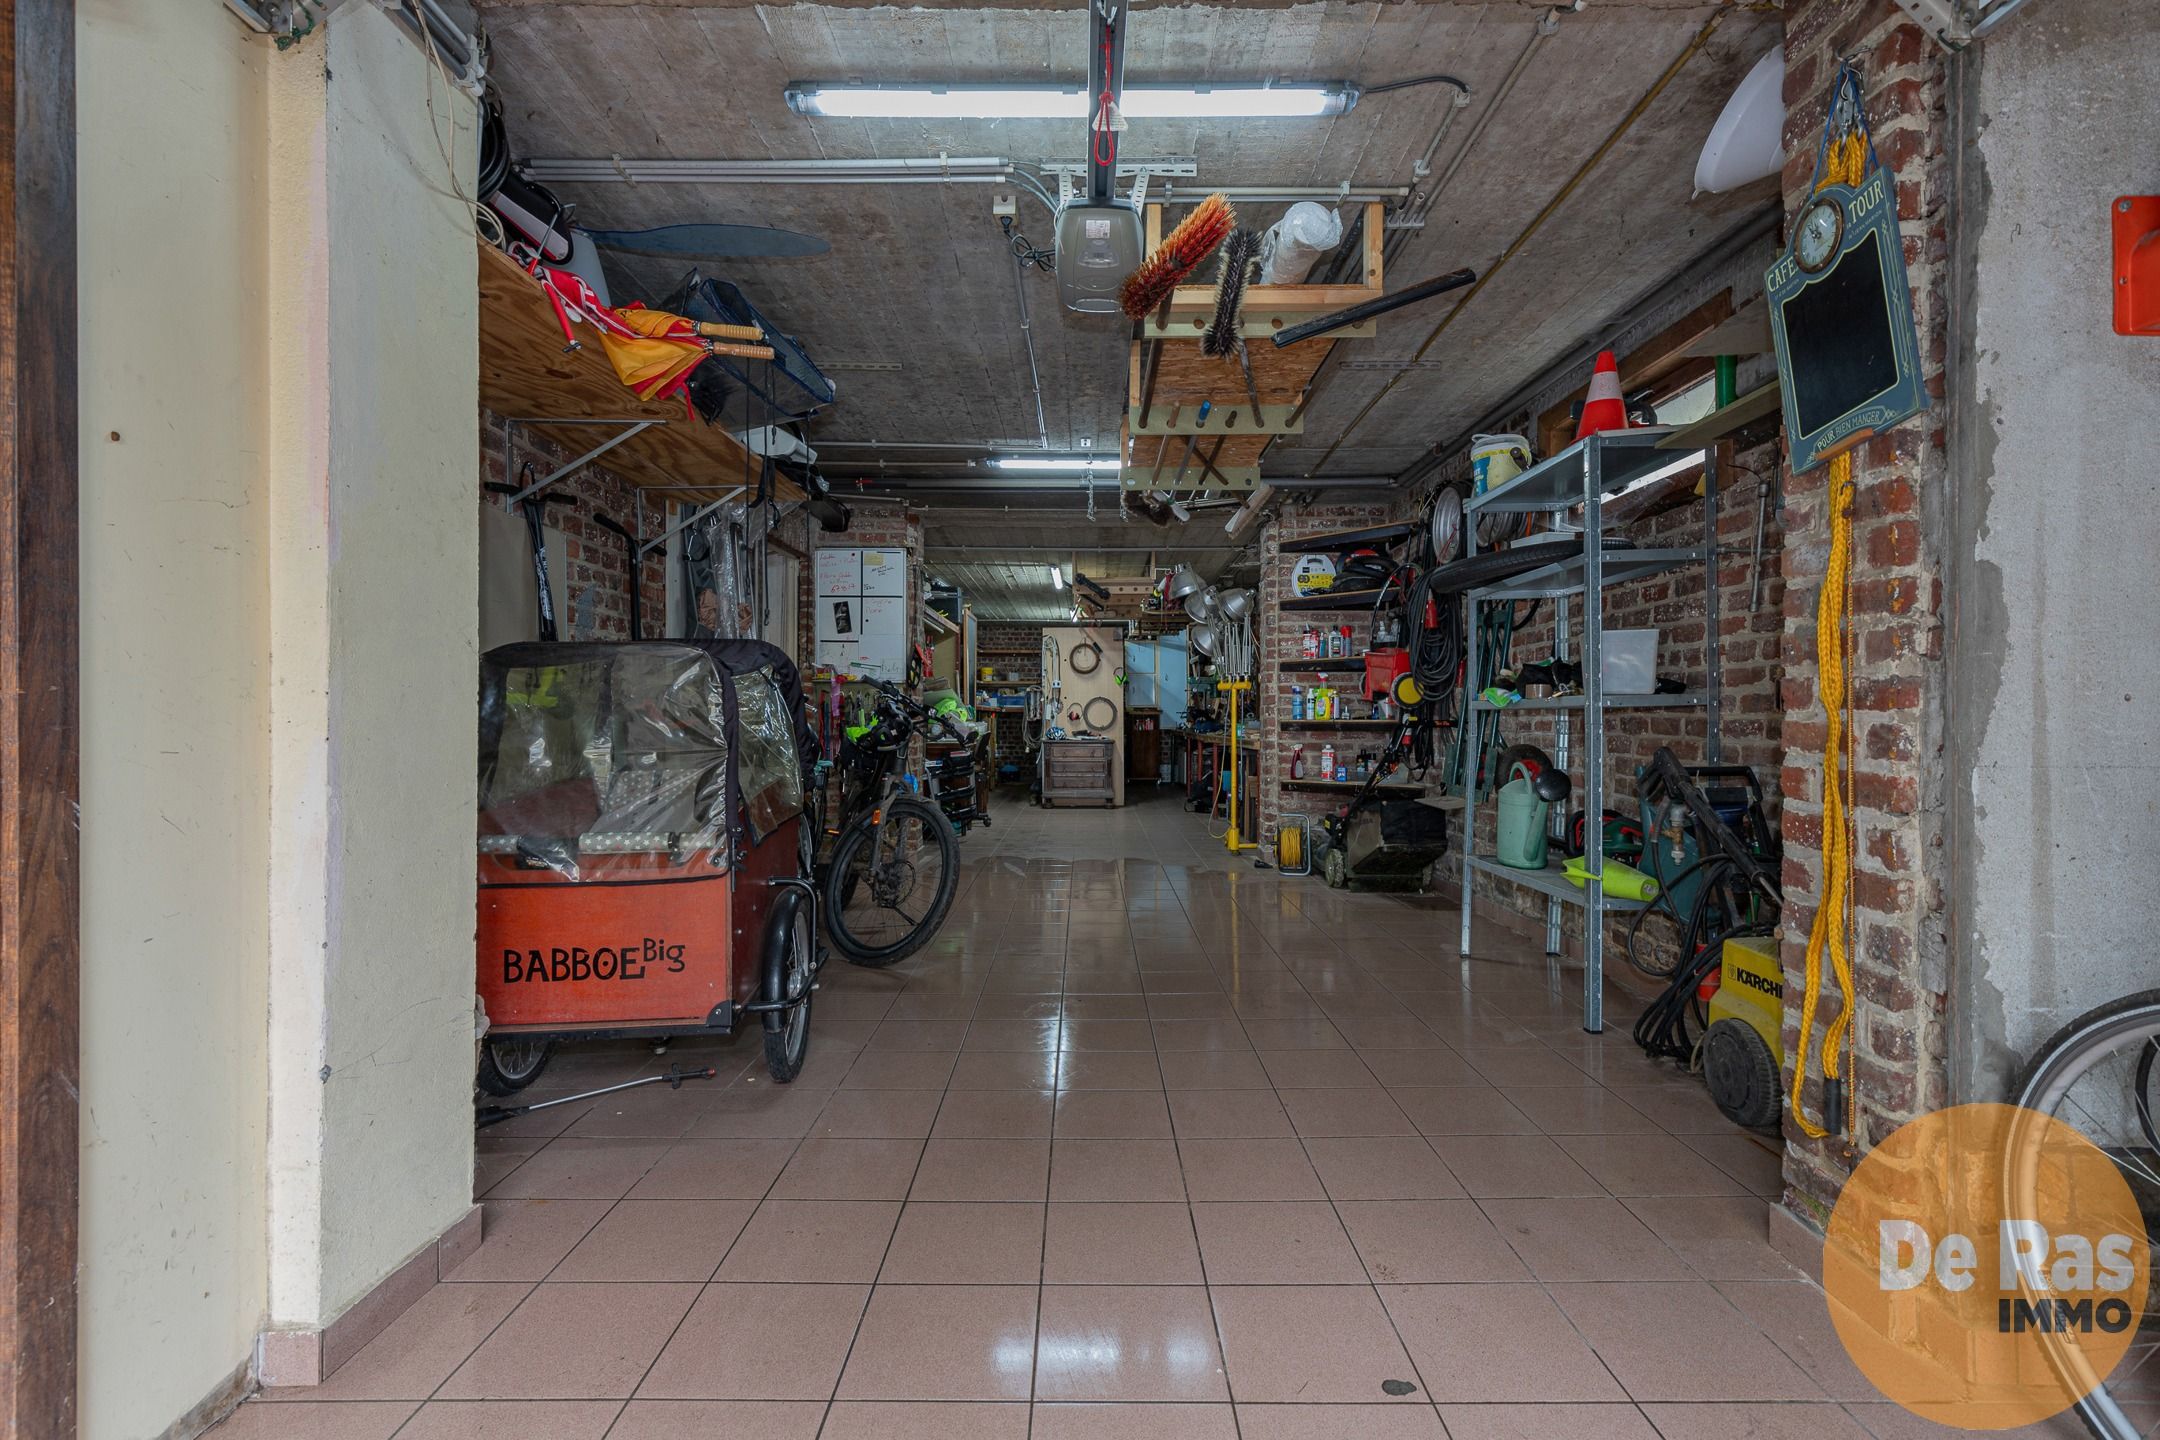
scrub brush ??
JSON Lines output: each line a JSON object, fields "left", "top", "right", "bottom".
{"left": 1117, "top": 193, "right": 1236, "bottom": 321}
{"left": 1202, "top": 227, "right": 1262, "bottom": 358}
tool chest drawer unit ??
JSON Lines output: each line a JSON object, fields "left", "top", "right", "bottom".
{"left": 1041, "top": 737, "right": 1117, "bottom": 807}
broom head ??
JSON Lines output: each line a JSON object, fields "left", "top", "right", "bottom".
{"left": 1117, "top": 193, "right": 1236, "bottom": 321}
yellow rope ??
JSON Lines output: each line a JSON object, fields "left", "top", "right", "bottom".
{"left": 1790, "top": 130, "right": 1869, "bottom": 1141}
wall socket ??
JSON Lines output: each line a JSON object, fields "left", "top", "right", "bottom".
{"left": 992, "top": 193, "right": 1018, "bottom": 218}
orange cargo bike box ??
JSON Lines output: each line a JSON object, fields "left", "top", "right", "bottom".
{"left": 475, "top": 638, "right": 825, "bottom": 1089}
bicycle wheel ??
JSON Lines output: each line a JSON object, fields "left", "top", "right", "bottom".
{"left": 822, "top": 794, "right": 958, "bottom": 966}
{"left": 761, "top": 890, "right": 816, "bottom": 1083}
{"left": 2012, "top": 991, "right": 2160, "bottom": 1440}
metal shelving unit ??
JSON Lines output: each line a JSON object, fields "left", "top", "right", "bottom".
{"left": 1456, "top": 427, "right": 1722, "bottom": 1034}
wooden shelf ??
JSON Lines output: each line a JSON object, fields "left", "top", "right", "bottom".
{"left": 1280, "top": 522, "right": 1418, "bottom": 554}
{"left": 477, "top": 241, "right": 799, "bottom": 505}
{"left": 1283, "top": 588, "right": 1393, "bottom": 613}
{"left": 1282, "top": 777, "right": 1420, "bottom": 794}
{"left": 1283, "top": 658, "right": 1369, "bottom": 673}
{"left": 922, "top": 607, "right": 959, "bottom": 638}
{"left": 1283, "top": 719, "right": 1399, "bottom": 730}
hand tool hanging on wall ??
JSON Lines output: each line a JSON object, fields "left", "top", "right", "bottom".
{"left": 1270, "top": 266, "right": 1478, "bottom": 348}
{"left": 590, "top": 512, "right": 644, "bottom": 640}
{"left": 486, "top": 475, "right": 580, "bottom": 641}
{"left": 1171, "top": 400, "right": 1212, "bottom": 487}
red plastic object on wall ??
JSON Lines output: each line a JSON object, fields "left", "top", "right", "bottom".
{"left": 2114, "top": 196, "right": 2160, "bottom": 337}
{"left": 1364, "top": 647, "right": 1411, "bottom": 703}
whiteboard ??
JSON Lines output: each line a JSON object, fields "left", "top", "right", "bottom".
{"left": 861, "top": 549, "right": 906, "bottom": 597}
{"left": 814, "top": 548, "right": 862, "bottom": 597}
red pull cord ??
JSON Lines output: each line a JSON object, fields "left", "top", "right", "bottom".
{"left": 1093, "top": 18, "right": 1115, "bottom": 168}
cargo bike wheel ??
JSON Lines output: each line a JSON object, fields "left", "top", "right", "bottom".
{"left": 477, "top": 1036, "right": 554, "bottom": 1097}
{"left": 758, "top": 885, "right": 820, "bottom": 1083}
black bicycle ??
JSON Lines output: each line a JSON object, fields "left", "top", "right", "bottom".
{"left": 814, "top": 677, "right": 965, "bottom": 966}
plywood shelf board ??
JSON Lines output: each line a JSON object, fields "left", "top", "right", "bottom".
{"left": 477, "top": 241, "right": 800, "bottom": 504}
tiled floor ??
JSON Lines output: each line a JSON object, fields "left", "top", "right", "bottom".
{"left": 214, "top": 792, "right": 2077, "bottom": 1440}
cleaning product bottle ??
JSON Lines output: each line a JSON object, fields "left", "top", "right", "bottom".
{"left": 1291, "top": 684, "right": 1305, "bottom": 720}
{"left": 1290, "top": 744, "right": 1306, "bottom": 780}
{"left": 1319, "top": 742, "right": 1336, "bottom": 779}
{"left": 1339, "top": 624, "right": 1355, "bottom": 657}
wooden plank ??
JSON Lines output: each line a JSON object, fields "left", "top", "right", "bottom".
{"left": 477, "top": 242, "right": 801, "bottom": 503}
{"left": 1361, "top": 201, "right": 1385, "bottom": 289}
{"left": 1535, "top": 290, "right": 1735, "bottom": 456}
{"left": 0, "top": 0, "right": 79, "bottom": 1431}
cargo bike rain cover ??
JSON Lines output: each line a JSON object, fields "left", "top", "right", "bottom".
{"left": 476, "top": 639, "right": 815, "bottom": 1030}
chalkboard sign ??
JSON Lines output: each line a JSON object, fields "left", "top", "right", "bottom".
{"left": 1766, "top": 171, "right": 1926, "bottom": 472}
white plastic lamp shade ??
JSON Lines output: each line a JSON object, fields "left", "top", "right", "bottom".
{"left": 785, "top": 84, "right": 1354, "bottom": 121}
{"left": 1695, "top": 45, "right": 1785, "bottom": 196}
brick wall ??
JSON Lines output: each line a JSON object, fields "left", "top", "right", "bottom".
{"left": 1773, "top": 0, "right": 1950, "bottom": 1226}
{"left": 479, "top": 410, "right": 667, "bottom": 642}
{"left": 1448, "top": 441, "right": 1787, "bottom": 966}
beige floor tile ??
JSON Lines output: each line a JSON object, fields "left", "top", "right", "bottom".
{"left": 1478, "top": 1197, "right": 1696, "bottom": 1282}
{"left": 933, "top": 1088, "right": 1056, "bottom": 1139}
{"left": 1235, "top": 1403, "right": 1448, "bottom": 1440}
{"left": 606, "top": 1400, "right": 828, "bottom": 1439}
{"left": 1255, "top": 1050, "right": 1379, "bottom": 1089}
{"left": 638, "top": 1283, "right": 869, "bottom": 1400}
{"left": 1356, "top": 1049, "right": 1484, "bottom": 1087}
{"left": 1426, "top": 1134, "right": 1605, "bottom": 1198}
{"left": 1457, "top": 1046, "right": 1596, "bottom": 1088}
{"left": 391, "top": 1401, "right": 622, "bottom": 1440}
{"left": 1717, "top": 1280, "right": 1880, "bottom": 1401}
{"left": 1601, "top": 1082, "right": 1737, "bottom": 1133}
{"left": 879, "top": 1201, "right": 1046, "bottom": 1284}
{"left": 1034, "top": 1286, "right": 1230, "bottom": 1401}
{"left": 1337, "top": 1200, "right": 1530, "bottom": 1283}
{"left": 1239, "top": 1019, "right": 1348, "bottom": 1051}
{"left": 1049, "top": 1139, "right": 1188, "bottom": 1201}
{"left": 1554, "top": 1134, "right": 1751, "bottom": 1197}
{"left": 255, "top": 1284, "right": 530, "bottom": 1401}
{"left": 446, "top": 1200, "right": 611, "bottom": 1283}
{"left": 821, "top": 1402, "right": 1029, "bottom": 1440}
{"left": 1167, "top": 1090, "right": 1294, "bottom": 1139}
{"left": 813, "top": 1089, "right": 945, "bottom": 1139}
{"left": 1061, "top": 995, "right": 1152, "bottom": 1022}
{"left": 1619, "top": 1195, "right": 1804, "bottom": 1281}
{"left": 866, "top": 1019, "right": 972, "bottom": 1052}
{"left": 949, "top": 1050, "right": 1063, "bottom": 1090}
{"left": 626, "top": 1139, "right": 800, "bottom": 1200}
{"left": 1042, "top": 1202, "right": 1204, "bottom": 1285}
{"left": 769, "top": 1137, "right": 924, "bottom": 1201}
{"left": 1053, "top": 1089, "right": 1174, "bottom": 1139}
{"left": 1302, "top": 1138, "right": 1465, "bottom": 1201}
{"left": 1436, "top": 1403, "right": 1660, "bottom": 1440}
{"left": 1176, "top": 1138, "right": 1325, "bottom": 1202}
{"left": 714, "top": 1199, "right": 900, "bottom": 1282}
{"left": 1547, "top": 1281, "right": 1823, "bottom": 1401}
{"left": 1056, "top": 1050, "right": 1165, "bottom": 1090}
{"left": 1684, "top": 1131, "right": 1787, "bottom": 1196}
{"left": 1152, "top": 1019, "right": 1254, "bottom": 1051}
{"left": 1379, "top": 1284, "right": 1624, "bottom": 1404}
{"left": 1156, "top": 1050, "right": 1271, "bottom": 1089}
{"left": 1389, "top": 1087, "right": 1540, "bottom": 1136}
{"left": 1060, "top": 1019, "right": 1157, "bottom": 1051}
{"left": 1191, "top": 1202, "right": 1364, "bottom": 1284}
{"left": 438, "top": 1283, "right": 698, "bottom": 1398}
{"left": 1639, "top": 1403, "right": 1875, "bottom": 1439}
{"left": 1211, "top": 1285, "right": 1422, "bottom": 1404}
{"left": 483, "top": 1139, "right": 671, "bottom": 1201}
{"left": 1278, "top": 1087, "right": 1418, "bottom": 1138}
{"left": 840, "top": 1051, "right": 959, "bottom": 1090}
{"left": 964, "top": 1018, "right": 1063, "bottom": 1052}
{"left": 687, "top": 1086, "right": 831, "bottom": 1140}
{"left": 909, "top": 1138, "right": 1051, "bottom": 1201}
{"left": 1030, "top": 1403, "right": 1240, "bottom": 1440}
{"left": 1507, "top": 1087, "right": 1662, "bottom": 1135}
{"left": 205, "top": 1403, "right": 418, "bottom": 1440}
{"left": 552, "top": 1199, "right": 757, "bottom": 1282}
{"left": 836, "top": 1285, "right": 1039, "bottom": 1400}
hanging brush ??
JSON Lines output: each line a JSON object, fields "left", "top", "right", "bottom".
{"left": 1117, "top": 193, "right": 1236, "bottom": 322}
{"left": 1201, "top": 228, "right": 1263, "bottom": 358}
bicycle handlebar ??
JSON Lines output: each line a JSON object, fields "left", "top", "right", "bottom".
{"left": 864, "top": 677, "right": 968, "bottom": 744}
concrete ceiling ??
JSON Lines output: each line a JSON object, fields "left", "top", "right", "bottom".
{"left": 477, "top": 0, "right": 1780, "bottom": 617}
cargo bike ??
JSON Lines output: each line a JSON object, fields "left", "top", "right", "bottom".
{"left": 473, "top": 639, "right": 824, "bottom": 1095}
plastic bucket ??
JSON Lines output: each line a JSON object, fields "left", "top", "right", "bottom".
{"left": 1495, "top": 778, "right": 1550, "bottom": 870}
{"left": 1472, "top": 433, "right": 1532, "bottom": 496}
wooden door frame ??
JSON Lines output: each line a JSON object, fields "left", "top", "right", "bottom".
{"left": 0, "top": 0, "right": 79, "bottom": 1432}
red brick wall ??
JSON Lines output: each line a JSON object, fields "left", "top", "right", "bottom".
{"left": 1773, "top": 0, "right": 1950, "bottom": 1226}
{"left": 479, "top": 410, "right": 666, "bottom": 642}
{"left": 1453, "top": 442, "right": 1786, "bottom": 964}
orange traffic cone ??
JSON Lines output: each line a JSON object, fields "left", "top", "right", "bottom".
{"left": 1575, "top": 349, "right": 1630, "bottom": 441}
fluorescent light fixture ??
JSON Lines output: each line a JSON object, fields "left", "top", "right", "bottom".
{"left": 989, "top": 456, "right": 1119, "bottom": 473}
{"left": 785, "top": 83, "right": 1356, "bottom": 121}
{"left": 1048, "top": 566, "right": 1065, "bottom": 591}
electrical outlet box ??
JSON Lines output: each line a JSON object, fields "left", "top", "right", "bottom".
{"left": 992, "top": 193, "right": 1018, "bottom": 219}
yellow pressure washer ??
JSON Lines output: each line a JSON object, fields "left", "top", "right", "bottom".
{"left": 1700, "top": 935, "right": 1785, "bottom": 1131}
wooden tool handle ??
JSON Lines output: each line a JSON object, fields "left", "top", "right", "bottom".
{"left": 694, "top": 320, "right": 766, "bottom": 342}
{"left": 706, "top": 341, "right": 777, "bottom": 360}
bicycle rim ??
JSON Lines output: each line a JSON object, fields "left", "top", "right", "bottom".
{"left": 830, "top": 803, "right": 955, "bottom": 961}
{"left": 2014, "top": 1001, "right": 2160, "bottom": 1439}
